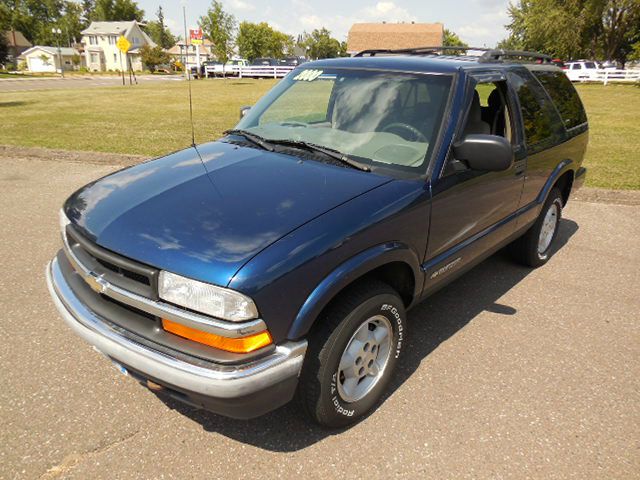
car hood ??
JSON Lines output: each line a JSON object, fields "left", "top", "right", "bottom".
{"left": 64, "top": 141, "right": 391, "bottom": 286}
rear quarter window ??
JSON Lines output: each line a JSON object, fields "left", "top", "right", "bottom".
{"left": 508, "top": 69, "right": 565, "bottom": 149}
{"left": 532, "top": 70, "right": 587, "bottom": 130}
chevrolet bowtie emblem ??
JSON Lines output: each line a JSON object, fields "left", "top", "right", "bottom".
{"left": 85, "top": 273, "right": 106, "bottom": 294}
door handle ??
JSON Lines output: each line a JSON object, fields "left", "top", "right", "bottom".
{"left": 514, "top": 161, "right": 526, "bottom": 177}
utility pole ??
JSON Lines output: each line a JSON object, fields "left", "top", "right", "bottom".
{"left": 51, "top": 27, "right": 64, "bottom": 78}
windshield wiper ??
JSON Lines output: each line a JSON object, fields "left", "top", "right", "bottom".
{"left": 224, "top": 129, "right": 275, "bottom": 152}
{"left": 269, "top": 139, "right": 371, "bottom": 172}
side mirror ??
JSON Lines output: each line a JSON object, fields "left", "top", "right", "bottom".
{"left": 239, "top": 106, "right": 251, "bottom": 119}
{"left": 452, "top": 134, "right": 514, "bottom": 172}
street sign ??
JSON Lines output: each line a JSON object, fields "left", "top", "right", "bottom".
{"left": 190, "top": 28, "right": 203, "bottom": 45}
{"left": 116, "top": 35, "right": 131, "bottom": 53}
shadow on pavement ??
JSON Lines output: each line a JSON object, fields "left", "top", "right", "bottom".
{"left": 158, "top": 219, "right": 579, "bottom": 452}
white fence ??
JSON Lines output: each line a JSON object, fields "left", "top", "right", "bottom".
{"left": 570, "top": 69, "right": 640, "bottom": 85}
{"left": 594, "top": 69, "right": 640, "bottom": 85}
{"left": 203, "top": 64, "right": 295, "bottom": 79}
{"left": 238, "top": 66, "right": 295, "bottom": 78}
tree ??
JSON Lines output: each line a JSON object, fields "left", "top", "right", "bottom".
{"left": 0, "top": 32, "right": 8, "bottom": 65}
{"left": 443, "top": 29, "right": 468, "bottom": 47}
{"left": 1, "top": 0, "right": 93, "bottom": 46}
{"left": 505, "top": 0, "right": 640, "bottom": 63}
{"left": 300, "top": 28, "right": 342, "bottom": 59}
{"left": 145, "top": 6, "right": 176, "bottom": 49}
{"left": 140, "top": 44, "right": 170, "bottom": 72}
{"left": 199, "top": 0, "right": 236, "bottom": 67}
{"left": 90, "top": 0, "right": 144, "bottom": 22}
{"left": 496, "top": 35, "right": 523, "bottom": 51}
{"left": 443, "top": 28, "right": 469, "bottom": 54}
{"left": 59, "top": 1, "right": 85, "bottom": 44}
{"left": 237, "top": 21, "right": 293, "bottom": 60}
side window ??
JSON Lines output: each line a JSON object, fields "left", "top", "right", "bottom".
{"left": 443, "top": 80, "right": 514, "bottom": 176}
{"left": 532, "top": 70, "right": 587, "bottom": 130}
{"left": 572, "top": 64, "right": 581, "bottom": 70}
{"left": 509, "top": 69, "right": 565, "bottom": 148}
{"left": 465, "top": 81, "right": 513, "bottom": 141}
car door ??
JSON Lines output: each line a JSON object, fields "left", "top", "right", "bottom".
{"left": 422, "top": 71, "right": 526, "bottom": 289}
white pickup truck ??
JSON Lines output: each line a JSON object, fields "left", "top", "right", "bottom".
{"left": 205, "top": 59, "right": 249, "bottom": 78}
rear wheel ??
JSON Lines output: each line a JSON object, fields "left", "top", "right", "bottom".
{"left": 511, "top": 187, "right": 563, "bottom": 267}
{"left": 297, "top": 280, "right": 406, "bottom": 428}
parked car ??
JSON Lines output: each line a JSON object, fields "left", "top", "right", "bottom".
{"left": 279, "top": 56, "right": 306, "bottom": 67}
{"left": 47, "top": 49, "right": 588, "bottom": 428}
{"left": 251, "top": 57, "right": 279, "bottom": 66}
{"left": 564, "top": 60, "right": 598, "bottom": 81}
{"left": 599, "top": 60, "right": 618, "bottom": 70}
{"left": 204, "top": 59, "right": 249, "bottom": 78}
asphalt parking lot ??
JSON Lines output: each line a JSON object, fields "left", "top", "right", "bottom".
{"left": 1, "top": 154, "right": 638, "bottom": 479}
{"left": 0, "top": 74, "right": 183, "bottom": 92}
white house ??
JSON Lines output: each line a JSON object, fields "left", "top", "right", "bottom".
{"left": 22, "top": 46, "right": 80, "bottom": 72}
{"left": 81, "top": 20, "right": 155, "bottom": 72}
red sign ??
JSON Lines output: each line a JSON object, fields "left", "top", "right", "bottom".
{"left": 190, "top": 28, "right": 203, "bottom": 45}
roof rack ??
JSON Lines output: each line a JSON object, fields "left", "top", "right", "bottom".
{"left": 354, "top": 46, "right": 552, "bottom": 64}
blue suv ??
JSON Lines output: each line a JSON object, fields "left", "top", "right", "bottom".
{"left": 47, "top": 48, "right": 588, "bottom": 427}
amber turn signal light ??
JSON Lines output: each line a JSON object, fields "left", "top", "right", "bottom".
{"left": 162, "top": 319, "right": 272, "bottom": 354}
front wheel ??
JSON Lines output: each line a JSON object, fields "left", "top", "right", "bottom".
{"left": 511, "top": 187, "right": 563, "bottom": 267}
{"left": 297, "top": 280, "right": 406, "bottom": 428}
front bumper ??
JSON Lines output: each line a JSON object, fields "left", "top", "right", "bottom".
{"left": 46, "top": 257, "right": 307, "bottom": 419}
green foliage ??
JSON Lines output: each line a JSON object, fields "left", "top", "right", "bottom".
{"left": 199, "top": 0, "right": 236, "bottom": 65}
{"left": 443, "top": 28, "right": 469, "bottom": 54}
{"left": 300, "top": 28, "right": 343, "bottom": 59}
{"left": 144, "top": 6, "right": 176, "bottom": 49}
{"left": 506, "top": 0, "right": 640, "bottom": 63}
{"left": 0, "top": 0, "right": 142, "bottom": 46}
{"left": 0, "top": 28, "right": 8, "bottom": 64}
{"left": 90, "top": 0, "right": 144, "bottom": 21}
{"left": 496, "top": 35, "right": 524, "bottom": 50}
{"left": 628, "top": 40, "right": 640, "bottom": 60}
{"left": 443, "top": 29, "right": 468, "bottom": 47}
{"left": 140, "top": 44, "right": 170, "bottom": 72}
{"left": 237, "top": 22, "right": 293, "bottom": 60}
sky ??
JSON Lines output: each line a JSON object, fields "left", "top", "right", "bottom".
{"left": 137, "top": 0, "right": 513, "bottom": 48}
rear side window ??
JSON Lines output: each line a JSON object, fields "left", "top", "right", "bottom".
{"left": 584, "top": 62, "right": 596, "bottom": 69}
{"left": 533, "top": 70, "right": 587, "bottom": 129}
{"left": 509, "top": 69, "right": 565, "bottom": 149}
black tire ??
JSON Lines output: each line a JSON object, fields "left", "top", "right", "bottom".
{"left": 511, "top": 187, "right": 563, "bottom": 267}
{"left": 297, "top": 280, "right": 407, "bottom": 428}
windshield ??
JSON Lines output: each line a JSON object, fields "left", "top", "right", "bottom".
{"left": 235, "top": 68, "right": 452, "bottom": 173}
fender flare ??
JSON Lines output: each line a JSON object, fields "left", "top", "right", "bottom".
{"left": 287, "top": 242, "right": 422, "bottom": 339}
{"left": 536, "top": 159, "right": 574, "bottom": 205}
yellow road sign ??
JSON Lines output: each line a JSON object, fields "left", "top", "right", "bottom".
{"left": 116, "top": 35, "right": 131, "bottom": 53}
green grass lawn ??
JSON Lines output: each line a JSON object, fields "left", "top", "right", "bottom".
{"left": 0, "top": 79, "right": 638, "bottom": 189}
{"left": 1, "top": 79, "right": 278, "bottom": 157}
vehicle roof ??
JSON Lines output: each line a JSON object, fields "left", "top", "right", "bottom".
{"left": 307, "top": 55, "right": 562, "bottom": 74}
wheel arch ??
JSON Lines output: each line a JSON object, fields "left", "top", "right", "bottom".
{"left": 536, "top": 159, "right": 575, "bottom": 206}
{"left": 287, "top": 243, "right": 422, "bottom": 340}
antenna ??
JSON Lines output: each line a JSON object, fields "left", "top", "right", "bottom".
{"left": 182, "top": 4, "right": 196, "bottom": 147}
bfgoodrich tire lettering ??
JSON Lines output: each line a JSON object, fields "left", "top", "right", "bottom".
{"left": 297, "top": 280, "right": 406, "bottom": 428}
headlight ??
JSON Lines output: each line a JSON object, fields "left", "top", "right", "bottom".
{"left": 158, "top": 270, "right": 258, "bottom": 322}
